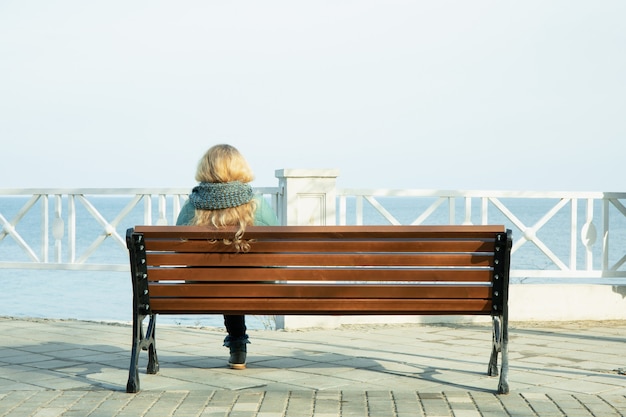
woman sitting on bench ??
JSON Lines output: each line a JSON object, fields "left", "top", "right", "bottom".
{"left": 175, "top": 144, "right": 279, "bottom": 369}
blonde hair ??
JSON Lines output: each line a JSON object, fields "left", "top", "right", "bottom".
{"left": 192, "top": 144, "right": 257, "bottom": 251}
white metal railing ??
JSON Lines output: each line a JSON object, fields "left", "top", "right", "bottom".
{"left": 2, "top": 187, "right": 626, "bottom": 283}
{"left": 338, "top": 189, "right": 626, "bottom": 282}
{"left": 0, "top": 188, "right": 282, "bottom": 271}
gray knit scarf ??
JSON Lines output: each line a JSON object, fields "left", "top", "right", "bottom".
{"left": 189, "top": 181, "right": 253, "bottom": 210}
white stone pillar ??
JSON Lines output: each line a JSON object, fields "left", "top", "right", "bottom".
{"left": 273, "top": 169, "right": 340, "bottom": 330}
{"left": 274, "top": 169, "right": 339, "bottom": 226}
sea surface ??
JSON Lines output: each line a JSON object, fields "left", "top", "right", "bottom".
{"left": 1, "top": 195, "right": 625, "bottom": 329}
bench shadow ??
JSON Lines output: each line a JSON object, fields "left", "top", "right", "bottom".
{"left": 0, "top": 341, "right": 129, "bottom": 392}
{"left": 3, "top": 322, "right": 624, "bottom": 394}
{"left": 231, "top": 333, "right": 500, "bottom": 393}
{"left": 509, "top": 324, "right": 626, "bottom": 344}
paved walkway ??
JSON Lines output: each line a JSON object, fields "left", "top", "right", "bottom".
{"left": 0, "top": 317, "right": 625, "bottom": 416}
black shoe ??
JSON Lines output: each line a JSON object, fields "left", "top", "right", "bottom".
{"left": 224, "top": 335, "right": 249, "bottom": 370}
{"left": 228, "top": 345, "right": 247, "bottom": 370}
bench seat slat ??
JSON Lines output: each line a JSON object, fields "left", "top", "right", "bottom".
{"left": 148, "top": 298, "right": 493, "bottom": 315}
{"left": 146, "top": 267, "right": 494, "bottom": 282}
{"left": 149, "top": 283, "right": 492, "bottom": 299}
{"left": 145, "top": 253, "right": 494, "bottom": 267}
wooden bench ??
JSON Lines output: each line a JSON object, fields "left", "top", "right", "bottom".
{"left": 125, "top": 225, "right": 512, "bottom": 394}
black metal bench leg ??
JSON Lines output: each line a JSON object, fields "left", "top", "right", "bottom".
{"left": 487, "top": 315, "right": 510, "bottom": 394}
{"left": 146, "top": 314, "right": 159, "bottom": 374}
{"left": 498, "top": 313, "right": 510, "bottom": 394}
{"left": 488, "top": 316, "right": 501, "bottom": 377}
{"left": 126, "top": 311, "right": 145, "bottom": 393}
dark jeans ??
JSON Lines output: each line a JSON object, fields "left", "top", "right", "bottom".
{"left": 224, "top": 314, "right": 246, "bottom": 338}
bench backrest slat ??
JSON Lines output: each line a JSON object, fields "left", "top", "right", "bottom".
{"left": 143, "top": 239, "right": 495, "bottom": 253}
{"left": 148, "top": 298, "right": 493, "bottom": 315}
{"left": 145, "top": 252, "right": 495, "bottom": 267}
{"left": 149, "top": 283, "right": 492, "bottom": 299}
{"left": 147, "top": 268, "right": 495, "bottom": 282}
{"left": 134, "top": 225, "right": 506, "bottom": 239}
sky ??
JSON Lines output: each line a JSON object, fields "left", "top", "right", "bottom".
{"left": 1, "top": 1, "right": 625, "bottom": 192}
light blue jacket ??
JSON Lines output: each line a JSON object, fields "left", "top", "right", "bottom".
{"left": 176, "top": 195, "right": 279, "bottom": 226}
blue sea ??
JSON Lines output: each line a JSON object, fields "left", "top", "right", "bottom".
{"left": 1, "top": 195, "right": 625, "bottom": 329}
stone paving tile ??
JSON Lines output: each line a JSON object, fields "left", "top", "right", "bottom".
{"left": 0, "top": 391, "right": 622, "bottom": 417}
{"left": 519, "top": 392, "right": 563, "bottom": 416}
{"left": 2, "top": 318, "right": 626, "bottom": 416}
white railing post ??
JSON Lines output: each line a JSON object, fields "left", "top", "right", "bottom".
{"left": 274, "top": 169, "right": 339, "bottom": 226}
{"left": 68, "top": 195, "right": 76, "bottom": 264}
{"left": 53, "top": 195, "right": 64, "bottom": 263}
{"left": 41, "top": 194, "right": 49, "bottom": 263}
